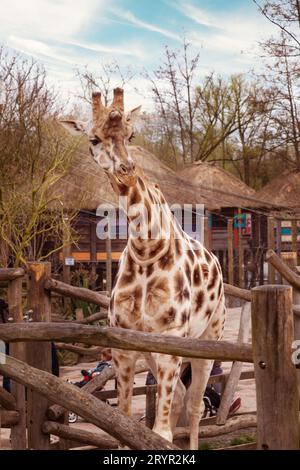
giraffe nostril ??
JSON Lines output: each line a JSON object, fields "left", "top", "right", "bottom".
{"left": 119, "top": 164, "right": 128, "bottom": 174}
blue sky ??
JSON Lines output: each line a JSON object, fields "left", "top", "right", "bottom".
{"left": 0, "top": 0, "right": 277, "bottom": 108}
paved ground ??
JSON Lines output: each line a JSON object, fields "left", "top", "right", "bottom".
{"left": 0, "top": 305, "right": 256, "bottom": 449}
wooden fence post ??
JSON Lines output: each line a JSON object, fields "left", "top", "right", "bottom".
{"left": 238, "top": 209, "right": 244, "bottom": 288}
{"left": 216, "top": 301, "right": 251, "bottom": 425}
{"left": 7, "top": 276, "right": 27, "bottom": 449}
{"left": 280, "top": 252, "right": 300, "bottom": 393}
{"left": 276, "top": 220, "right": 282, "bottom": 283}
{"left": 204, "top": 215, "right": 211, "bottom": 252}
{"left": 227, "top": 218, "right": 234, "bottom": 307}
{"left": 252, "top": 285, "right": 299, "bottom": 450}
{"left": 62, "top": 215, "right": 72, "bottom": 313}
{"left": 105, "top": 221, "right": 112, "bottom": 295}
{"left": 227, "top": 219, "right": 234, "bottom": 285}
{"left": 292, "top": 220, "right": 298, "bottom": 263}
{"left": 145, "top": 385, "right": 156, "bottom": 429}
{"left": 267, "top": 217, "right": 275, "bottom": 284}
{"left": 26, "top": 262, "right": 52, "bottom": 450}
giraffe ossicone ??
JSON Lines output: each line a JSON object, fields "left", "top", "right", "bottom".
{"left": 60, "top": 88, "right": 226, "bottom": 450}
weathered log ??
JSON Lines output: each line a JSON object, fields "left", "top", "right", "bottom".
{"left": 267, "top": 217, "right": 276, "bottom": 283}
{"left": 216, "top": 301, "right": 251, "bottom": 425}
{"left": 0, "top": 386, "right": 16, "bottom": 410}
{"left": 0, "top": 323, "right": 253, "bottom": 363}
{"left": 0, "top": 410, "right": 20, "bottom": 427}
{"left": 0, "top": 268, "right": 25, "bottom": 281}
{"left": 252, "top": 285, "right": 300, "bottom": 450}
{"left": 145, "top": 385, "right": 156, "bottom": 429}
{"left": 224, "top": 283, "right": 251, "bottom": 302}
{"left": 46, "top": 404, "right": 68, "bottom": 421}
{"left": 55, "top": 343, "right": 103, "bottom": 356}
{"left": 266, "top": 249, "right": 300, "bottom": 291}
{"left": 94, "top": 385, "right": 152, "bottom": 400}
{"left": 44, "top": 278, "right": 109, "bottom": 308}
{"left": 217, "top": 442, "right": 257, "bottom": 451}
{"left": 76, "top": 310, "right": 108, "bottom": 324}
{"left": 26, "top": 262, "right": 52, "bottom": 450}
{"left": 174, "top": 415, "right": 257, "bottom": 440}
{"left": 47, "top": 361, "right": 149, "bottom": 422}
{"left": 83, "top": 360, "right": 149, "bottom": 394}
{"left": 0, "top": 355, "right": 177, "bottom": 450}
{"left": 42, "top": 421, "right": 118, "bottom": 449}
{"left": 8, "top": 275, "right": 27, "bottom": 449}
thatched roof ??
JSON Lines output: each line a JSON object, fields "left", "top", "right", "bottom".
{"left": 177, "top": 161, "right": 257, "bottom": 209}
{"left": 55, "top": 144, "right": 207, "bottom": 211}
{"left": 255, "top": 169, "right": 300, "bottom": 209}
{"left": 56, "top": 146, "right": 277, "bottom": 212}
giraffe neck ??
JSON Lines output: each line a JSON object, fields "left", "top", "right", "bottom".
{"left": 125, "top": 176, "right": 176, "bottom": 267}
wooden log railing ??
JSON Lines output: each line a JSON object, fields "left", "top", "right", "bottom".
{"left": 0, "top": 385, "right": 16, "bottom": 410}
{"left": 174, "top": 414, "right": 257, "bottom": 440}
{"left": 55, "top": 343, "right": 103, "bottom": 357}
{"left": 266, "top": 249, "right": 300, "bottom": 291}
{"left": 75, "top": 310, "right": 108, "bottom": 323}
{"left": 44, "top": 278, "right": 109, "bottom": 309}
{"left": 0, "top": 322, "right": 253, "bottom": 363}
{"left": 0, "top": 268, "right": 25, "bottom": 282}
{"left": 0, "top": 355, "right": 177, "bottom": 450}
{"left": 224, "top": 283, "right": 251, "bottom": 302}
{"left": 42, "top": 421, "right": 118, "bottom": 450}
{"left": 0, "top": 410, "right": 20, "bottom": 427}
{"left": 47, "top": 360, "right": 150, "bottom": 422}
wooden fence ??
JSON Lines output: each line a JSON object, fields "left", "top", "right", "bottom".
{"left": 0, "top": 257, "right": 299, "bottom": 450}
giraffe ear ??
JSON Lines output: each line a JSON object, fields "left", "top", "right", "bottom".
{"left": 60, "top": 119, "right": 88, "bottom": 136}
{"left": 126, "top": 105, "right": 142, "bottom": 124}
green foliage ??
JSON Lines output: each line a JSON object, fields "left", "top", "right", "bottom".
{"left": 70, "top": 266, "right": 99, "bottom": 319}
{"left": 229, "top": 435, "right": 256, "bottom": 446}
{"left": 198, "top": 442, "right": 214, "bottom": 450}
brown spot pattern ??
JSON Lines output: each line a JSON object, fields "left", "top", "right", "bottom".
{"left": 195, "top": 290, "right": 204, "bottom": 311}
{"left": 208, "top": 264, "right": 218, "bottom": 290}
{"left": 162, "top": 307, "right": 176, "bottom": 325}
{"left": 184, "top": 261, "right": 191, "bottom": 282}
{"left": 193, "top": 265, "right": 201, "bottom": 286}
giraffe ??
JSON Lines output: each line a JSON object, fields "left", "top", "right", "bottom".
{"left": 61, "top": 88, "right": 226, "bottom": 449}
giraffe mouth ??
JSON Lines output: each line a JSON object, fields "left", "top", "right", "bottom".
{"left": 115, "top": 172, "right": 137, "bottom": 187}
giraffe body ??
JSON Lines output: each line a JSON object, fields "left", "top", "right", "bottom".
{"left": 60, "top": 88, "right": 226, "bottom": 449}
{"left": 109, "top": 177, "right": 226, "bottom": 447}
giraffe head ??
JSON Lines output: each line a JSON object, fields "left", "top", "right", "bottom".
{"left": 60, "top": 88, "right": 141, "bottom": 188}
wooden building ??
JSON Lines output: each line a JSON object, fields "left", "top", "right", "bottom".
{"left": 255, "top": 169, "right": 300, "bottom": 256}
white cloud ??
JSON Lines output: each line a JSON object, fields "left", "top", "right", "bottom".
{"left": 109, "top": 7, "right": 181, "bottom": 41}
{"left": 174, "top": 2, "right": 216, "bottom": 27}
{"left": 67, "top": 40, "right": 145, "bottom": 59}
{"left": 0, "top": 0, "right": 101, "bottom": 41}
{"left": 173, "top": 1, "right": 279, "bottom": 75}
{"left": 8, "top": 36, "right": 77, "bottom": 65}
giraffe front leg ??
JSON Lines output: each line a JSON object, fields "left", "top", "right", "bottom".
{"left": 152, "top": 353, "right": 182, "bottom": 443}
{"left": 113, "top": 349, "right": 138, "bottom": 417}
{"left": 187, "top": 358, "right": 214, "bottom": 450}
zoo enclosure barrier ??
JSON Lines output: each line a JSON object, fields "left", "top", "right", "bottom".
{"left": 0, "top": 259, "right": 299, "bottom": 450}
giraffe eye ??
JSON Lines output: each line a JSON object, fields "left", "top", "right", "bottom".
{"left": 90, "top": 137, "right": 101, "bottom": 146}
